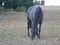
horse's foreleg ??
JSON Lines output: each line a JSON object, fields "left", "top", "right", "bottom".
{"left": 27, "top": 17, "right": 32, "bottom": 37}
{"left": 31, "top": 29, "right": 34, "bottom": 40}
{"left": 27, "top": 17, "right": 30, "bottom": 37}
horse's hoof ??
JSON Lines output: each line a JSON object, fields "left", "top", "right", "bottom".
{"left": 31, "top": 37, "right": 34, "bottom": 40}
{"left": 37, "top": 35, "right": 40, "bottom": 39}
{"left": 38, "top": 36, "right": 40, "bottom": 39}
{"left": 28, "top": 34, "right": 30, "bottom": 37}
{"left": 28, "top": 35, "right": 30, "bottom": 37}
{"left": 38, "top": 37, "right": 40, "bottom": 39}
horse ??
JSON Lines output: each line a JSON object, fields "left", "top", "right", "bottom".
{"left": 27, "top": 5, "right": 43, "bottom": 40}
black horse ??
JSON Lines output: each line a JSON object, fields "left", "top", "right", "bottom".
{"left": 27, "top": 5, "right": 43, "bottom": 39}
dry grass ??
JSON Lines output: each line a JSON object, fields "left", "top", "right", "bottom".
{"left": 0, "top": 6, "right": 60, "bottom": 45}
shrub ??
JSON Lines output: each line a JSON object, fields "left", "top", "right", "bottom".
{"left": 6, "top": 8, "right": 14, "bottom": 12}
{"left": 16, "top": 7, "right": 26, "bottom": 12}
{"left": 0, "top": 6, "right": 5, "bottom": 11}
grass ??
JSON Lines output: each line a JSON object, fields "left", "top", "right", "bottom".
{"left": 0, "top": 6, "right": 60, "bottom": 45}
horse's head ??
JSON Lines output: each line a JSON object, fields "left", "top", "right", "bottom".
{"left": 32, "top": 26, "right": 38, "bottom": 37}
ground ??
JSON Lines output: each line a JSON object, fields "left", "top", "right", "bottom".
{"left": 0, "top": 6, "right": 60, "bottom": 45}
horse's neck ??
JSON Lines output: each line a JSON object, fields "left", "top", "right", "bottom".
{"left": 28, "top": 5, "right": 40, "bottom": 21}
{"left": 29, "top": 7, "right": 37, "bottom": 21}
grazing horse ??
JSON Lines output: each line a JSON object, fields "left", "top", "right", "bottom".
{"left": 27, "top": 5, "right": 43, "bottom": 39}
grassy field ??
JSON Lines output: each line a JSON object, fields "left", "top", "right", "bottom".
{"left": 0, "top": 6, "right": 60, "bottom": 45}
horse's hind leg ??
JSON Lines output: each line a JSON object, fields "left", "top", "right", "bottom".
{"left": 37, "top": 21, "right": 42, "bottom": 39}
